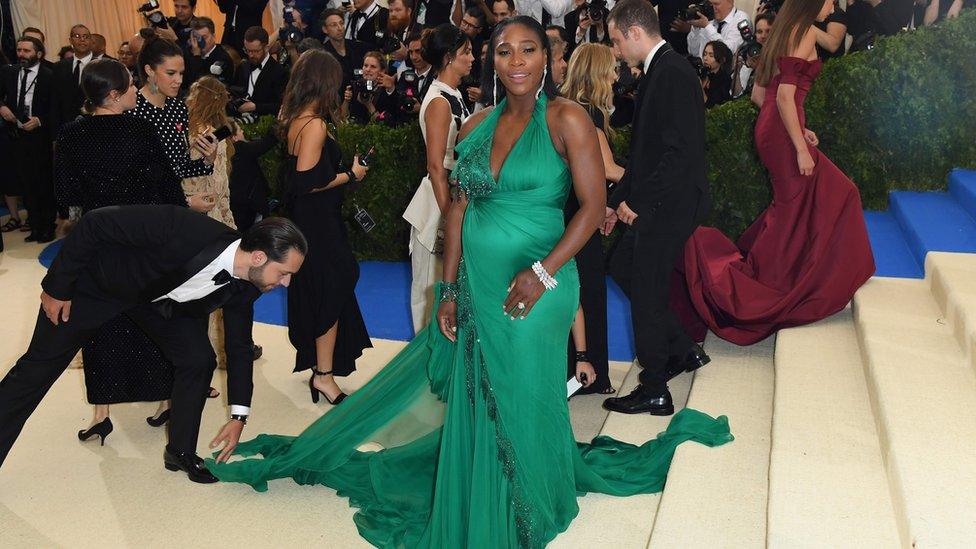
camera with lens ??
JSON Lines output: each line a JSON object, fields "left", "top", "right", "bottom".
{"left": 398, "top": 69, "right": 421, "bottom": 111}
{"left": 381, "top": 34, "right": 403, "bottom": 56}
{"left": 687, "top": 56, "right": 710, "bottom": 81}
{"left": 278, "top": 6, "right": 305, "bottom": 44}
{"left": 351, "top": 69, "right": 377, "bottom": 100}
{"left": 137, "top": 0, "right": 169, "bottom": 29}
{"left": 581, "top": 0, "right": 609, "bottom": 23}
{"left": 737, "top": 20, "right": 762, "bottom": 60}
{"left": 679, "top": 0, "right": 716, "bottom": 21}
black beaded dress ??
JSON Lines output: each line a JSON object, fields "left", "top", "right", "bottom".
{"left": 55, "top": 114, "right": 188, "bottom": 403}
{"left": 285, "top": 119, "right": 372, "bottom": 376}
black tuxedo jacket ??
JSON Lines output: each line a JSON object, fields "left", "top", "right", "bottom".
{"left": 50, "top": 58, "right": 85, "bottom": 131}
{"left": 231, "top": 57, "right": 287, "bottom": 116}
{"left": 188, "top": 44, "right": 236, "bottom": 86}
{"left": 217, "top": 0, "right": 270, "bottom": 51}
{"left": 609, "top": 43, "right": 709, "bottom": 220}
{"left": 0, "top": 63, "right": 54, "bottom": 132}
{"left": 230, "top": 128, "right": 277, "bottom": 215}
{"left": 349, "top": 6, "right": 390, "bottom": 50}
{"left": 42, "top": 205, "right": 261, "bottom": 407}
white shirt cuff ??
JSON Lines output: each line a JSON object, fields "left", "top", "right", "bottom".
{"left": 231, "top": 405, "right": 251, "bottom": 416}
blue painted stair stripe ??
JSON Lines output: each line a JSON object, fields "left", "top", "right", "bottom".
{"left": 863, "top": 211, "right": 923, "bottom": 278}
{"left": 889, "top": 191, "right": 976, "bottom": 269}
{"left": 949, "top": 168, "right": 976, "bottom": 219}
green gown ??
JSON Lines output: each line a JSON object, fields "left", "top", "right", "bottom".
{"left": 206, "top": 95, "right": 733, "bottom": 548}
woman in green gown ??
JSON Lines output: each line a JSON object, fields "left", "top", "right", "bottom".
{"left": 207, "top": 17, "right": 733, "bottom": 548}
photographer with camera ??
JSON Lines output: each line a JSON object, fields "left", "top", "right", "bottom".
{"left": 731, "top": 12, "right": 772, "bottom": 98}
{"left": 230, "top": 27, "right": 287, "bottom": 119}
{"left": 186, "top": 17, "right": 236, "bottom": 86}
{"left": 678, "top": 0, "right": 750, "bottom": 58}
{"left": 0, "top": 37, "right": 56, "bottom": 243}
{"left": 320, "top": 9, "right": 370, "bottom": 94}
{"left": 567, "top": 0, "right": 612, "bottom": 45}
{"left": 162, "top": 0, "right": 198, "bottom": 55}
{"left": 346, "top": 0, "right": 391, "bottom": 50}
{"left": 387, "top": 0, "right": 420, "bottom": 68}
{"left": 393, "top": 32, "right": 434, "bottom": 116}
{"left": 275, "top": 3, "right": 311, "bottom": 68}
{"left": 342, "top": 51, "right": 404, "bottom": 125}
{"left": 701, "top": 40, "right": 732, "bottom": 107}
{"left": 814, "top": 0, "right": 847, "bottom": 60}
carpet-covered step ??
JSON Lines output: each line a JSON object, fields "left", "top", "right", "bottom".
{"left": 889, "top": 191, "right": 976, "bottom": 269}
{"left": 949, "top": 168, "right": 976, "bottom": 219}
{"left": 863, "top": 211, "right": 924, "bottom": 278}
{"left": 767, "top": 309, "right": 900, "bottom": 548}
{"left": 552, "top": 365, "right": 693, "bottom": 548}
{"left": 649, "top": 334, "right": 774, "bottom": 549}
{"left": 853, "top": 277, "right": 976, "bottom": 547}
{"left": 927, "top": 252, "right": 976, "bottom": 370}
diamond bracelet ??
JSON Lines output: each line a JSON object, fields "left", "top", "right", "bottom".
{"left": 532, "top": 261, "right": 558, "bottom": 290}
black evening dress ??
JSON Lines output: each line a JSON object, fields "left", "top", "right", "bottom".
{"left": 564, "top": 107, "right": 612, "bottom": 394}
{"left": 55, "top": 115, "right": 188, "bottom": 404}
{"left": 285, "top": 120, "right": 372, "bottom": 375}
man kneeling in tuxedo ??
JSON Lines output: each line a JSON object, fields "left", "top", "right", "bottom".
{"left": 0, "top": 205, "right": 306, "bottom": 483}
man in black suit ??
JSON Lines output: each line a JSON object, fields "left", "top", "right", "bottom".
{"left": 0, "top": 37, "right": 56, "bottom": 243}
{"left": 50, "top": 24, "right": 94, "bottom": 131}
{"left": 186, "top": 16, "right": 236, "bottom": 86}
{"left": 230, "top": 26, "right": 287, "bottom": 118}
{"left": 346, "top": 0, "right": 390, "bottom": 50}
{"left": 0, "top": 205, "right": 307, "bottom": 482}
{"left": 322, "top": 9, "right": 370, "bottom": 94}
{"left": 216, "top": 0, "right": 270, "bottom": 53}
{"left": 602, "top": 0, "right": 711, "bottom": 416}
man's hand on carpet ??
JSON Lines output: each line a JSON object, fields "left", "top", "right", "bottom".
{"left": 40, "top": 291, "right": 71, "bottom": 325}
{"left": 211, "top": 419, "right": 244, "bottom": 463}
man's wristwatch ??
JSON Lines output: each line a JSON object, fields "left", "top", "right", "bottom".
{"left": 230, "top": 414, "right": 248, "bottom": 425}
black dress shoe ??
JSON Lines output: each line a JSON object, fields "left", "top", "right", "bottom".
{"left": 35, "top": 232, "right": 55, "bottom": 243}
{"left": 665, "top": 344, "right": 711, "bottom": 380}
{"left": 252, "top": 344, "right": 263, "bottom": 360}
{"left": 163, "top": 447, "right": 219, "bottom": 484}
{"left": 603, "top": 385, "right": 674, "bottom": 416}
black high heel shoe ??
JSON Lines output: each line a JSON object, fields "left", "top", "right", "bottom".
{"left": 78, "top": 418, "right": 113, "bottom": 446}
{"left": 146, "top": 409, "right": 171, "bottom": 427}
{"left": 309, "top": 369, "right": 347, "bottom": 405}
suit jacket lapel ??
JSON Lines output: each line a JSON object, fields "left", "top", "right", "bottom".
{"left": 140, "top": 231, "right": 240, "bottom": 302}
{"left": 632, "top": 43, "right": 672, "bottom": 127}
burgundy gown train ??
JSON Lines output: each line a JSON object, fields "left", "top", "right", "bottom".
{"left": 682, "top": 57, "right": 875, "bottom": 345}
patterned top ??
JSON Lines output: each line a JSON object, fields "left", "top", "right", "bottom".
{"left": 182, "top": 125, "right": 236, "bottom": 229}
{"left": 128, "top": 90, "right": 213, "bottom": 179}
{"left": 419, "top": 79, "right": 469, "bottom": 171}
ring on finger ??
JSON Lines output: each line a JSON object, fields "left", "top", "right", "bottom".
{"left": 517, "top": 302, "right": 526, "bottom": 310}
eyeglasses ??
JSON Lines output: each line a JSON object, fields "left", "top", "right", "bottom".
{"left": 244, "top": 47, "right": 266, "bottom": 54}
{"left": 460, "top": 19, "right": 481, "bottom": 30}
{"left": 71, "top": 33, "right": 92, "bottom": 40}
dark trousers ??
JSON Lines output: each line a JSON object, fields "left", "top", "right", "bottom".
{"left": 0, "top": 289, "right": 215, "bottom": 467}
{"left": 12, "top": 131, "right": 56, "bottom": 236}
{"left": 609, "top": 189, "right": 704, "bottom": 394}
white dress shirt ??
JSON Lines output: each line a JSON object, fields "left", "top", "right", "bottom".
{"left": 686, "top": 8, "right": 750, "bottom": 59}
{"left": 515, "top": 0, "right": 575, "bottom": 24}
{"left": 73, "top": 52, "right": 94, "bottom": 84}
{"left": 16, "top": 64, "right": 40, "bottom": 116}
{"left": 153, "top": 239, "right": 250, "bottom": 416}
{"left": 247, "top": 53, "right": 271, "bottom": 98}
{"left": 643, "top": 39, "right": 668, "bottom": 74}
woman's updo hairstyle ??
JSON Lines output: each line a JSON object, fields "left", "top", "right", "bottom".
{"left": 138, "top": 36, "right": 184, "bottom": 82}
{"left": 421, "top": 23, "right": 469, "bottom": 74}
{"left": 81, "top": 58, "right": 131, "bottom": 113}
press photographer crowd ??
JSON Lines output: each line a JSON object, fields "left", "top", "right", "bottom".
{"left": 0, "top": 0, "right": 972, "bottom": 480}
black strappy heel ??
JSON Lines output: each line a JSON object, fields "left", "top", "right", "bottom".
{"left": 309, "top": 369, "right": 347, "bottom": 405}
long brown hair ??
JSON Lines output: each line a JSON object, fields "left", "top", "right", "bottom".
{"left": 279, "top": 49, "right": 344, "bottom": 137}
{"left": 560, "top": 43, "right": 615, "bottom": 137}
{"left": 186, "top": 76, "right": 235, "bottom": 159}
{"left": 755, "top": 0, "right": 825, "bottom": 87}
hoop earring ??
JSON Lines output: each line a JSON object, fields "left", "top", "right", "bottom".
{"left": 493, "top": 73, "right": 500, "bottom": 105}
{"left": 535, "top": 66, "right": 548, "bottom": 100}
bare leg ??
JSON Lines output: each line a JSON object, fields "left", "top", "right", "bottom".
{"left": 90, "top": 404, "right": 110, "bottom": 427}
{"left": 4, "top": 196, "right": 22, "bottom": 223}
{"left": 151, "top": 400, "right": 170, "bottom": 418}
{"left": 311, "top": 321, "right": 343, "bottom": 401}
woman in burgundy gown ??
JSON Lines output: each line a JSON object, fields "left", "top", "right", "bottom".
{"left": 683, "top": 0, "right": 875, "bottom": 345}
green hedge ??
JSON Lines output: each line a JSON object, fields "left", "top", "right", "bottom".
{"left": 246, "top": 9, "right": 976, "bottom": 260}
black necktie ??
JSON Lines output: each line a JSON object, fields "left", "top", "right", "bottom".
{"left": 72, "top": 59, "right": 81, "bottom": 83}
{"left": 716, "top": 21, "right": 726, "bottom": 34}
{"left": 17, "top": 69, "right": 28, "bottom": 115}
{"left": 348, "top": 12, "right": 364, "bottom": 38}
{"left": 212, "top": 269, "right": 232, "bottom": 285}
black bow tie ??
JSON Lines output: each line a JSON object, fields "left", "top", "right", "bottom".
{"left": 212, "top": 269, "right": 232, "bottom": 285}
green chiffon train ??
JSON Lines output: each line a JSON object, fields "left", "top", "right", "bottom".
{"left": 206, "top": 95, "right": 733, "bottom": 548}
